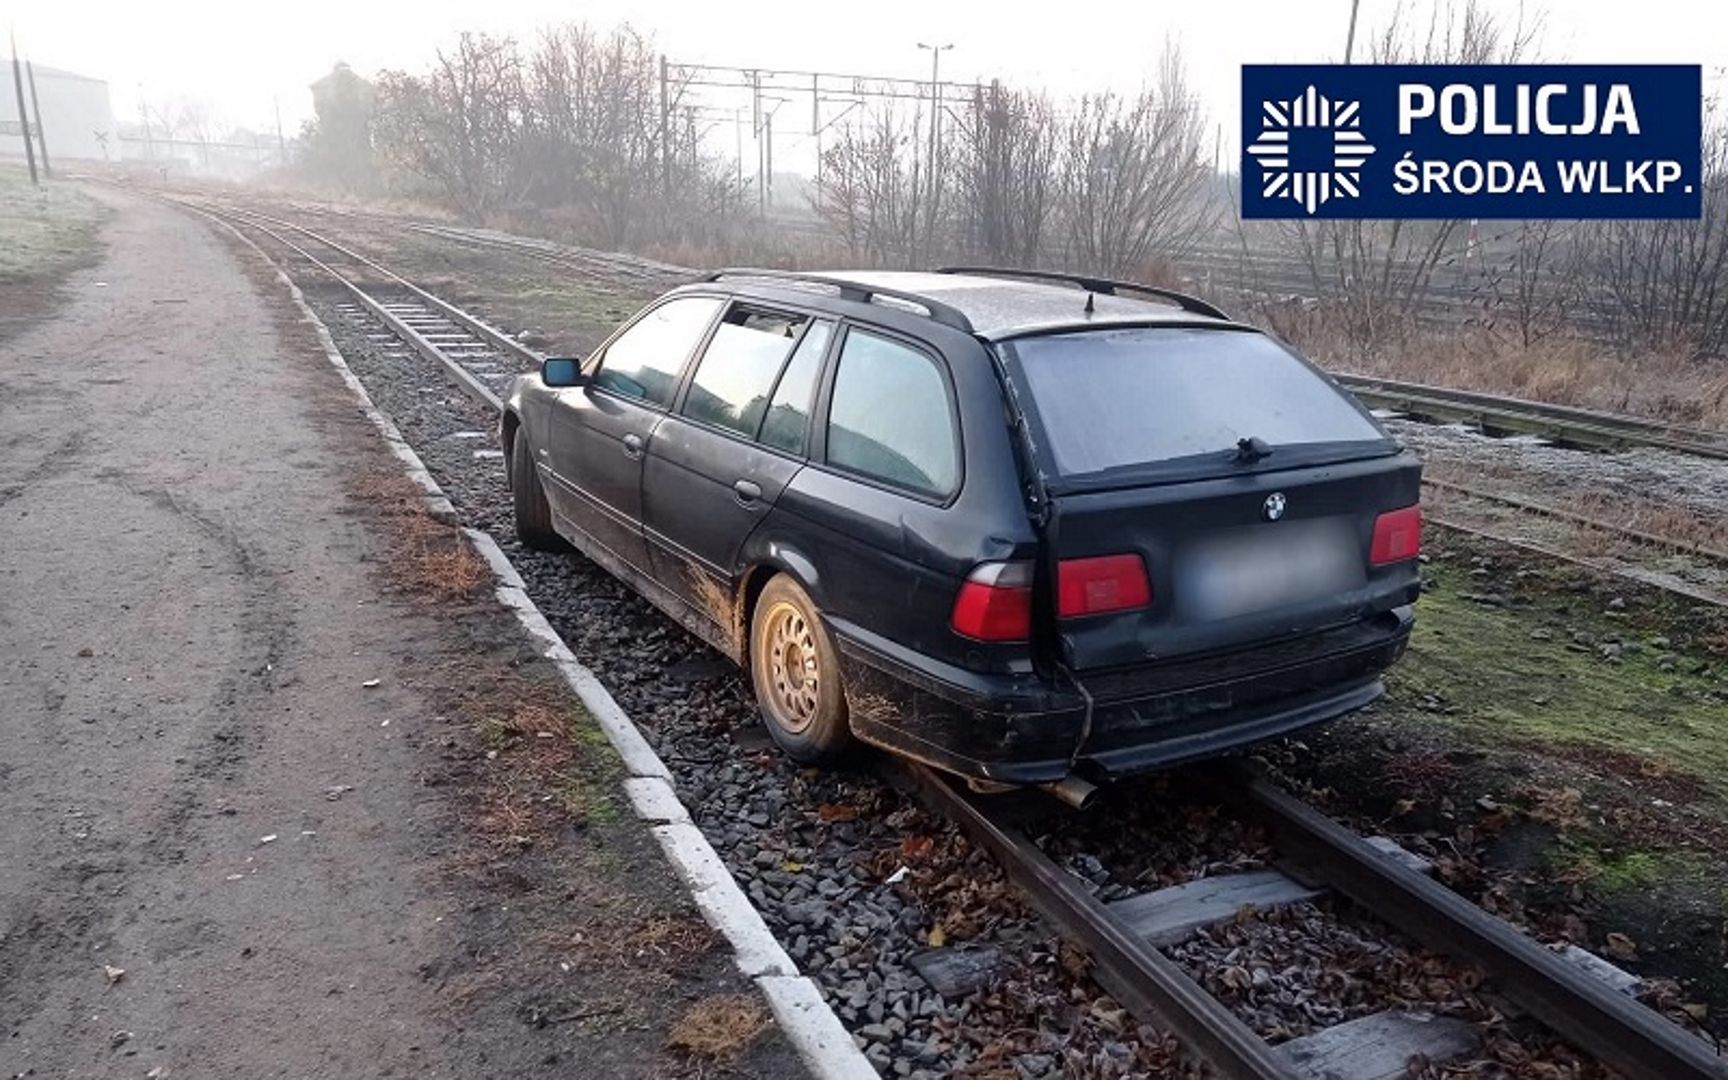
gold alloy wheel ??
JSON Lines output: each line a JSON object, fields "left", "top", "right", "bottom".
{"left": 763, "top": 600, "right": 821, "bottom": 733}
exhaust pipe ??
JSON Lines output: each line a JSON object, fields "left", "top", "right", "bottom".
{"left": 1039, "top": 774, "right": 1100, "bottom": 811}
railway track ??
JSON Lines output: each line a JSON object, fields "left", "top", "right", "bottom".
{"left": 1341, "top": 374, "right": 1728, "bottom": 460}
{"left": 179, "top": 199, "right": 1727, "bottom": 1079}
{"left": 407, "top": 221, "right": 689, "bottom": 291}
{"left": 1417, "top": 476, "right": 1728, "bottom": 607}
{"left": 912, "top": 762, "right": 1725, "bottom": 1079}
{"left": 179, "top": 200, "right": 540, "bottom": 411}
{"left": 1424, "top": 510, "right": 1728, "bottom": 608}
{"left": 1424, "top": 475, "right": 1728, "bottom": 563}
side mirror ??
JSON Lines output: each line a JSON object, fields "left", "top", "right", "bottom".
{"left": 541, "top": 357, "right": 588, "bottom": 388}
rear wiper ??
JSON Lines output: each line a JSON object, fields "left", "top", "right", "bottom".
{"left": 1234, "top": 436, "right": 1274, "bottom": 463}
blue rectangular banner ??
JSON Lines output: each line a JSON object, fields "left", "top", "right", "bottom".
{"left": 1240, "top": 64, "right": 1702, "bottom": 219}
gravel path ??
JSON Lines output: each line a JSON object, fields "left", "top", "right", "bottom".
{"left": 0, "top": 187, "right": 801, "bottom": 1078}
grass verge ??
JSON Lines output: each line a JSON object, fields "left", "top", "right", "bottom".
{"left": 0, "top": 165, "right": 107, "bottom": 342}
{"left": 1260, "top": 530, "right": 1728, "bottom": 1037}
{"left": 0, "top": 165, "right": 105, "bottom": 281}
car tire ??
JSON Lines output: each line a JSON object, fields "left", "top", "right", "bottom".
{"left": 509, "top": 428, "right": 563, "bottom": 551}
{"left": 750, "top": 575, "right": 852, "bottom": 763}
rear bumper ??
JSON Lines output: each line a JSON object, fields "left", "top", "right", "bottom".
{"left": 835, "top": 607, "right": 1413, "bottom": 785}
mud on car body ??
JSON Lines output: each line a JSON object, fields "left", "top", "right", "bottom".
{"left": 500, "top": 268, "right": 1422, "bottom": 792}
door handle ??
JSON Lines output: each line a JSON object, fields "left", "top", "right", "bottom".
{"left": 733, "top": 479, "right": 763, "bottom": 504}
{"left": 621, "top": 433, "right": 644, "bottom": 458}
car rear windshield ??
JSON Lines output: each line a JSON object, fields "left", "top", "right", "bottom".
{"left": 1000, "top": 327, "right": 1385, "bottom": 477}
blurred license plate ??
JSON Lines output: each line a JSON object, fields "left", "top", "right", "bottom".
{"left": 1177, "top": 519, "right": 1363, "bottom": 620}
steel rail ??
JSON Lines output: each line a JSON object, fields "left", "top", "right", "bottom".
{"left": 1426, "top": 511, "right": 1728, "bottom": 608}
{"left": 902, "top": 764, "right": 1303, "bottom": 1079}
{"left": 1220, "top": 762, "right": 1728, "bottom": 1080}
{"left": 1424, "top": 476, "right": 1728, "bottom": 564}
{"left": 404, "top": 221, "right": 688, "bottom": 286}
{"left": 1340, "top": 374, "right": 1728, "bottom": 460}
{"left": 185, "top": 201, "right": 506, "bottom": 411}
{"left": 907, "top": 759, "right": 1726, "bottom": 1079}
{"left": 222, "top": 206, "right": 547, "bottom": 373}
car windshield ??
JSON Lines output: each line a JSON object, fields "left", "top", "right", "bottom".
{"left": 1000, "top": 327, "right": 1386, "bottom": 477}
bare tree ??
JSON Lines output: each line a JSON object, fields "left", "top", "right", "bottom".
{"left": 366, "top": 24, "right": 741, "bottom": 251}
{"left": 373, "top": 33, "right": 525, "bottom": 219}
{"left": 1581, "top": 111, "right": 1728, "bottom": 359}
{"left": 952, "top": 82, "right": 1056, "bottom": 265}
{"left": 1054, "top": 44, "right": 1216, "bottom": 276}
{"left": 1246, "top": 0, "right": 1541, "bottom": 357}
{"left": 811, "top": 103, "right": 930, "bottom": 266}
{"left": 520, "top": 25, "right": 666, "bottom": 246}
{"left": 1472, "top": 219, "right": 1585, "bottom": 348}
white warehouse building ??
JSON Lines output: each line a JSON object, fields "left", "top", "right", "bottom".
{"left": 1, "top": 63, "right": 116, "bottom": 163}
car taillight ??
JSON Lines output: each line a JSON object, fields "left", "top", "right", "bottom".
{"left": 950, "top": 562, "right": 1032, "bottom": 642}
{"left": 1058, "top": 554, "right": 1152, "bottom": 618}
{"left": 1370, "top": 505, "right": 1423, "bottom": 565}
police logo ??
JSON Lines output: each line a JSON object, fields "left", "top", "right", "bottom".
{"left": 1247, "top": 85, "right": 1377, "bottom": 215}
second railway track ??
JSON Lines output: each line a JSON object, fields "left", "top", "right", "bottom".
{"left": 1340, "top": 374, "right": 1728, "bottom": 461}
{"left": 184, "top": 197, "right": 1728, "bottom": 1078}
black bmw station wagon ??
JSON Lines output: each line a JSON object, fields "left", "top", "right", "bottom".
{"left": 500, "top": 269, "right": 1422, "bottom": 801}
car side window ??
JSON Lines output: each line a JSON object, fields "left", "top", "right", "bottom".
{"left": 825, "top": 329, "right": 958, "bottom": 498}
{"left": 758, "top": 320, "right": 832, "bottom": 454}
{"left": 683, "top": 306, "right": 811, "bottom": 438}
{"left": 592, "top": 296, "right": 723, "bottom": 407}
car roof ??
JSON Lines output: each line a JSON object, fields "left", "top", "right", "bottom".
{"left": 700, "top": 269, "right": 1240, "bottom": 341}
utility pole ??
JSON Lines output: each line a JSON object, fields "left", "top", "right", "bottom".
{"left": 1343, "top": 0, "right": 1362, "bottom": 62}
{"left": 916, "top": 42, "right": 952, "bottom": 252}
{"left": 274, "top": 96, "right": 287, "bottom": 166}
{"left": 659, "top": 54, "right": 671, "bottom": 200}
{"left": 25, "top": 58, "right": 49, "bottom": 177}
{"left": 684, "top": 105, "right": 696, "bottom": 175}
{"left": 916, "top": 44, "right": 952, "bottom": 181}
{"left": 138, "top": 85, "right": 154, "bottom": 160}
{"left": 749, "top": 71, "right": 764, "bottom": 215}
{"left": 9, "top": 30, "right": 38, "bottom": 185}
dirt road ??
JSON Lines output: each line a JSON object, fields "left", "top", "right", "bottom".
{"left": 0, "top": 187, "right": 797, "bottom": 1077}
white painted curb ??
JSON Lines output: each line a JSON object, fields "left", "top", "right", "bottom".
{"left": 209, "top": 211, "right": 876, "bottom": 1080}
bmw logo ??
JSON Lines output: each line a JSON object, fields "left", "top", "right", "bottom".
{"left": 1263, "top": 492, "right": 1287, "bottom": 521}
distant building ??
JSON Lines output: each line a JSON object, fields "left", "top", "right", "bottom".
{"left": 0, "top": 62, "right": 116, "bottom": 163}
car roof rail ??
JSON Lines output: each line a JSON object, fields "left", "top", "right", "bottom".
{"left": 703, "top": 268, "right": 976, "bottom": 333}
{"left": 935, "top": 266, "right": 1229, "bottom": 321}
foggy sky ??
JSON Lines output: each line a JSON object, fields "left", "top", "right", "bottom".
{"left": 10, "top": 0, "right": 1726, "bottom": 166}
